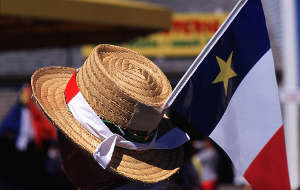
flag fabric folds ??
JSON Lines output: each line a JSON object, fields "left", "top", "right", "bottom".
{"left": 169, "top": 0, "right": 291, "bottom": 189}
{"left": 0, "top": 84, "right": 57, "bottom": 150}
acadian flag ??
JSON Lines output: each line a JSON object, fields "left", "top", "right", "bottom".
{"left": 0, "top": 84, "right": 57, "bottom": 150}
{"left": 165, "top": 0, "right": 291, "bottom": 189}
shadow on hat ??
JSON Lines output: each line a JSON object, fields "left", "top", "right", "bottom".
{"left": 31, "top": 44, "right": 189, "bottom": 189}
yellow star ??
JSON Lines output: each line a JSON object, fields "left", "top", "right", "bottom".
{"left": 212, "top": 51, "right": 237, "bottom": 96}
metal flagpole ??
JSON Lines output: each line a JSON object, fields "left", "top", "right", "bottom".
{"left": 162, "top": 0, "right": 248, "bottom": 110}
{"left": 280, "top": 0, "right": 300, "bottom": 189}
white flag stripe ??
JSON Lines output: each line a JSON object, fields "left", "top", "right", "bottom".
{"left": 16, "top": 107, "right": 34, "bottom": 151}
{"left": 209, "top": 49, "right": 282, "bottom": 177}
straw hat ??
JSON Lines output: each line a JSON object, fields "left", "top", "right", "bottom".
{"left": 31, "top": 44, "right": 184, "bottom": 183}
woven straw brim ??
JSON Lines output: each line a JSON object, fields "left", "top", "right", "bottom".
{"left": 31, "top": 66, "right": 183, "bottom": 183}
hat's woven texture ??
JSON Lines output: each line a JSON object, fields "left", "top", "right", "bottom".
{"left": 31, "top": 44, "right": 183, "bottom": 183}
{"left": 77, "top": 45, "right": 171, "bottom": 131}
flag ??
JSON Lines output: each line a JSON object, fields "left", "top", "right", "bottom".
{"left": 27, "top": 99, "right": 57, "bottom": 148}
{"left": 168, "top": 0, "right": 291, "bottom": 189}
{"left": 0, "top": 84, "right": 57, "bottom": 150}
{"left": 0, "top": 101, "right": 22, "bottom": 137}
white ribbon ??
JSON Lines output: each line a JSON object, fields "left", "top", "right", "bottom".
{"left": 67, "top": 92, "right": 190, "bottom": 169}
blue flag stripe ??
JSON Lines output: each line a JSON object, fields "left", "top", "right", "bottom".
{"left": 0, "top": 102, "right": 22, "bottom": 136}
{"left": 171, "top": 0, "right": 270, "bottom": 136}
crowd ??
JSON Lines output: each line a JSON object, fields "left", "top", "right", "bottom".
{"left": 0, "top": 135, "right": 252, "bottom": 190}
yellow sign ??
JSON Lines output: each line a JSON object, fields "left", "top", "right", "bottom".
{"left": 81, "top": 13, "right": 227, "bottom": 58}
{"left": 121, "top": 13, "right": 227, "bottom": 57}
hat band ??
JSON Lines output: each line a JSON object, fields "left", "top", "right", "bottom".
{"left": 64, "top": 72, "right": 190, "bottom": 169}
{"left": 100, "top": 117, "right": 156, "bottom": 143}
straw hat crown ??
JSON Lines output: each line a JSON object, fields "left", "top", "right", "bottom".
{"left": 76, "top": 44, "right": 172, "bottom": 132}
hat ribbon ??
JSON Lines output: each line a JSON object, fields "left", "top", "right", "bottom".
{"left": 64, "top": 72, "right": 190, "bottom": 169}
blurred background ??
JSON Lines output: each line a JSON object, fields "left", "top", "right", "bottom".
{"left": 0, "top": 0, "right": 297, "bottom": 189}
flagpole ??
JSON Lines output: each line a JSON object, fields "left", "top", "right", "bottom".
{"left": 162, "top": 0, "right": 248, "bottom": 109}
{"left": 280, "top": 0, "right": 300, "bottom": 188}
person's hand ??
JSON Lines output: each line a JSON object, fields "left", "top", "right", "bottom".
{"left": 57, "top": 132, "right": 128, "bottom": 190}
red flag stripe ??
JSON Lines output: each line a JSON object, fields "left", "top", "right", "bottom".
{"left": 28, "top": 100, "right": 57, "bottom": 148}
{"left": 65, "top": 72, "right": 80, "bottom": 104}
{"left": 244, "top": 126, "right": 291, "bottom": 190}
